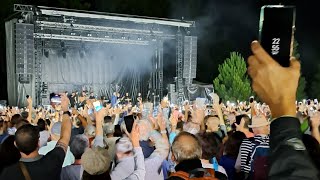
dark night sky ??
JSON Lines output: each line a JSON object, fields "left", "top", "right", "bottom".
{"left": 0, "top": 0, "right": 318, "bottom": 100}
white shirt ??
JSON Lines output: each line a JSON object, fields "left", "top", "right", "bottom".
{"left": 39, "top": 141, "right": 75, "bottom": 167}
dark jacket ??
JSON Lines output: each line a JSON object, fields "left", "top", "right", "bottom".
{"left": 167, "top": 159, "right": 227, "bottom": 180}
{"left": 269, "top": 117, "right": 319, "bottom": 180}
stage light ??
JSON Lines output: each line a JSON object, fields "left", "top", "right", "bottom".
{"left": 87, "top": 33, "right": 92, "bottom": 37}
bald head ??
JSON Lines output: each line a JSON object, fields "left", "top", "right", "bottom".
{"left": 171, "top": 132, "right": 202, "bottom": 163}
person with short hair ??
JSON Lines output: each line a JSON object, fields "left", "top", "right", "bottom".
{"left": 0, "top": 94, "right": 72, "bottom": 180}
{"left": 234, "top": 114, "right": 254, "bottom": 138}
{"left": 197, "top": 132, "right": 228, "bottom": 179}
{"left": 235, "top": 115, "right": 270, "bottom": 175}
{"left": 61, "top": 134, "right": 89, "bottom": 180}
{"left": 168, "top": 132, "right": 215, "bottom": 180}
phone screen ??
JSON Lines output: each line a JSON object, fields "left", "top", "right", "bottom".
{"left": 51, "top": 95, "right": 61, "bottom": 104}
{"left": 93, "top": 101, "right": 103, "bottom": 112}
{"left": 259, "top": 5, "right": 296, "bottom": 67}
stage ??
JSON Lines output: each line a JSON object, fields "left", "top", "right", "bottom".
{"left": 6, "top": 4, "right": 199, "bottom": 107}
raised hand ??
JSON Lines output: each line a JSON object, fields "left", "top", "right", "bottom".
{"left": 60, "top": 93, "right": 70, "bottom": 112}
{"left": 130, "top": 122, "right": 140, "bottom": 147}
{"left": 248, "top": 41, "right": 299, "bottom": 118}
{"left": 157, "top": 113, "right": 166, "bottom": 131}
{"left": 310, "top": 112, "right": 320, "bottom": 129}
{"left": 27, "top": 97, "right": 32, "bottom": 106}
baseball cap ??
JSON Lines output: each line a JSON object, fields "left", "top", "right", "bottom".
{"left": 82, "top": 146, "right": 111, "bottom": 175}
{"left": 248, "top": 115, "right": 270, "bottom": 128}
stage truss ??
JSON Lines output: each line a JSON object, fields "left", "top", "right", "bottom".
{"left": 7, "top": 4, "right": 197, "bottom": 106}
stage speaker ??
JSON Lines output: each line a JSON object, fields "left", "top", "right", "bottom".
{"left": 15, "top": 23, "right": 34, "bottom": 83}
{"left": 183, "top": 36, "right": 197, "bottom": 79}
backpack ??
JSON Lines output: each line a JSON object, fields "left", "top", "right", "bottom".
{"left": 249, "top": 139, "right": 269, "bottom": 180}
{"left": 170, "top": 168, "right": 219, "bottom": 180}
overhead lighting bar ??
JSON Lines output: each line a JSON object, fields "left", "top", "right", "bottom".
{"left": 39, "top": 9, "right": 194, "bottom": 28}
{"left": 34, "top": 33, "right": 149, "bottom": 45}
{"left": 36, "top": 21, "right": 164, "bottom": 34}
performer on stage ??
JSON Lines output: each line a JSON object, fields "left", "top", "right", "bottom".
{"left": 124, "top": 92, "right": 131, "bottom": 105}
{"left": 137, "top": 93, "right": 142, "bottom": 102}
{"left": 69, "top": 92, "right": 77, "bottom": 108}
{"left": 89, "top": 92, "right": 95, "bottom": 99}
{"left": 111, "top": 92, "right": 118, "bottom": 107}
{"left": 79, "top": 91, "right": 88, "bottom": 107}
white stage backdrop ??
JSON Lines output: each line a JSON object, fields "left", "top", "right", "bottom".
{"left": 41, "top": 44, "right": 156, "bottom": 98}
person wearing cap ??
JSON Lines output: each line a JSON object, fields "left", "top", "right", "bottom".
{"left": 82, "top": 107, "right": 145, "bottom": 180}
{"left": 235, "top": 115, "right": 270, "bottom": 175}
{"left": 39, "top": 121, "right": 75, "bottom": 167}
{"left": 103, "top": 122, "right": 119, "bottom": 161}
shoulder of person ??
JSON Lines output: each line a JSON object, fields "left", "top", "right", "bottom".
{"left": 0, "top": 163, "right": 22, "bottom": 179}
{"left": 166, "top": 175, "right": 185, "bottom": 180}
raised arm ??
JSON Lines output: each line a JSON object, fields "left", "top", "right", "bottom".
{"left": 248, "top": 41, "right": 318, "bottom": 179}
{"left": 72, "top": 108, "right": 88, "bottom": 129}
{"left": 310, "top": 112, "right": 320, "bottom": 144}
{"left": 58, "top": 94, "right": 72, "bottom": 148}
{"left": 125, "top": 122, "right": 145, "bottom": 180}
{"left": 27, "top": 97, "right": 33, "bottom": 123}
{"left": 93, "top": 107, "right": 107, "bottom": 148}
{"left": 148, "top": 113, "right": 169, "bottom": 159}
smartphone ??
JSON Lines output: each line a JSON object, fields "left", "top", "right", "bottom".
{"left": 51, "top": 95, "right": 61, "bottom": 104}
{"left": 259, "top": 5, "right": 296, "bottom": 67}
{"left": 93, "top": 101, "right": 103, "bottom": 112}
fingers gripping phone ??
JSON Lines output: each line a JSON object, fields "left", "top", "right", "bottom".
{"left": 259, "top": 5, "right": 296, "bottom": 67}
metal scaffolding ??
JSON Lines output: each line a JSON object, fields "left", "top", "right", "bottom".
{"left": 176, "top": 29, "right": 184, "bottom": 105}
{"left": 8, "top": 4, "right": 197, "bottom": 105}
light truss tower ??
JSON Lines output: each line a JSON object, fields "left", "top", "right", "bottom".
{"left": 176, "top": 29, "right": 184, "bottom": 105}
{"left": 34, "top": 23, "right": 43, "bottom": 105}
{"left": 157, "top": 40, "right": 164, "bottom": 99}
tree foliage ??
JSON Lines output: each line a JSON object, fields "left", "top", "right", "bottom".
{"left": 297, "top": 76, "right": 307, "bottom": 101}
{"left": 213, "top": 52, "right": 252, "bottom": 102}
{"left": 293, "top": 39, "right": 307, "bottom": 100}
{"left": 293, "top": 39, "right": 300, "bottom": 59}
{"left": 310, "top": 64, "right": 320, "bottom": 100}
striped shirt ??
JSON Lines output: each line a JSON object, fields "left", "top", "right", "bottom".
{"left": 238, "top": 135, "right": 269, "bottom": 173}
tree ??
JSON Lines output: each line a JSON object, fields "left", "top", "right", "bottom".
{"left": 293, "top": 39, "right": 300, "bottom": 59}
{"left": 297, "top": 76, "right": 307, "bottom": 101}
{"left": 213, "top": 52, "right": 252, "bottom": 102}
{"left": 310, "top": 64, "right": 320, "bottom": 100}
{"left": 293, "top": 39, "right": 307, "bottom": 100}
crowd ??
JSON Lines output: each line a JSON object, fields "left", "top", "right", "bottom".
{"left": 0, "top": 42, "right": 319, "bottom": 180}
